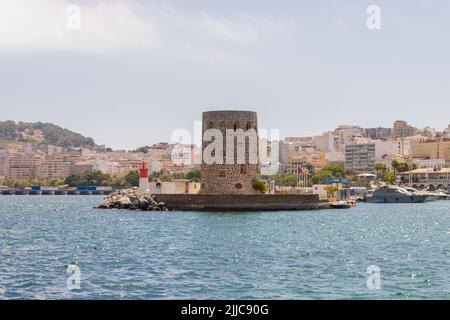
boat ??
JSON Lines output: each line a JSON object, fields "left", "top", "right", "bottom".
{"left": 403, "top": 187, "right": 449, "bottom": 201}
{"left": 427, "top": 190, "right": 449, "bottom": 201}
{"left": 366, "top": 186, "right": 429, "bottom": 203}
{"left": 330, "top": 201, "right": 352, "bottom": 209}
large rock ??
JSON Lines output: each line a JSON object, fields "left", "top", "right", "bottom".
{"left": 117, "top": 196, "right": 131, "bottom": 207}
{"left": 138, "top": 197, "right": 149, "bottom": 210}
{"left": 95, "top": 188, "right": 168, "bottom": 211}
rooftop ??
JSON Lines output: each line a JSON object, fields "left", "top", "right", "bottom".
{"left": 399, "top": 168, "right": 450, "bottom": 174}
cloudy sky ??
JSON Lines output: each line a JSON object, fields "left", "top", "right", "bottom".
{"left": 0, "top": 0, "right": 449, "bottom": 149}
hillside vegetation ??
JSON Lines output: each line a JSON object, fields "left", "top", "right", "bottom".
{"left": 0, "top": 121, "right": 96, "bottom": 148}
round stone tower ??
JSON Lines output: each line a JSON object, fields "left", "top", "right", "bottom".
{"left": 201, "top": 110, "right": 260, "bottom": 194}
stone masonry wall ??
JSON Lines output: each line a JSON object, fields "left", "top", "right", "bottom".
{"left": 201, "top": 110, "right": 259, "bottom": 194}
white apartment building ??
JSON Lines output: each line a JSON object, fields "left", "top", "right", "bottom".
{"left": 92, "top": 161, "right": 119, "bottom": 175}
{"left": 374, "top": 140, "right": 398, "bottom": 161}
{"left": 345, "top": 143, "right": 376, "bottom": 173}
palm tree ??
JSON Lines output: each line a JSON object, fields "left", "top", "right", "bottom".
{"left": 391, "top": 160, "right": 401, "bottom": 175}
{"left": 375, "top": 163, "right": 387, "bottom": 180}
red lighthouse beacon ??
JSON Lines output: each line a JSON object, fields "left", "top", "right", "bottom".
{"left": 138, "top": 161, "right": 149, "bottom": 192}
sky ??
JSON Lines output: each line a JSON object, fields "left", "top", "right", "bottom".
{"left": 0, "top": 0, "right": 449, "bottom": 149}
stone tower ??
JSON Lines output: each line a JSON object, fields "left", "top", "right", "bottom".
{"left": 201, "top": 110, "right": 260, "bottom": 194}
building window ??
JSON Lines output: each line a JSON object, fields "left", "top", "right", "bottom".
{"left": 235, "top": 183, "right": 243, "bottom": 189}
{"left": 240, "top": 165, "right": 247, "bottom": 174}
{"left": 246, "top": 122, "right": 251, "bottom": 130}
{"left": 233, "top": 121, "right": 240, "bottom": 131}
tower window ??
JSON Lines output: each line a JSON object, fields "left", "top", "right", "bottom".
{"left": 233, "top": 121, "right": 240, "bottom": 131}
{"left": 246, "top": 122, "right": 251, "bottom": 130}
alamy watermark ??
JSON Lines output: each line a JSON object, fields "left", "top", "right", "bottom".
{"left": 169, "top": 121, "right": 281, "bottom": 175}
{"left": 366, "top": 265, "right": 381, "bottom": 290}
{"left": 367, "top": 5, "right": 381, "bottom": 30}
{"left": 66, "top": 5, "right": 81, "bottom": 30}
{"left": 66, "top": 264, "right": 81, "bottom": 290}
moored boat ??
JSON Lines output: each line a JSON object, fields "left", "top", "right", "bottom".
{"left": 366, "top": 186, "right": 429, "bottom": 203}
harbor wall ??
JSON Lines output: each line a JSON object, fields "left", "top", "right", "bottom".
{"left": 153, "top": 193, "right": 321, "bottom": 211}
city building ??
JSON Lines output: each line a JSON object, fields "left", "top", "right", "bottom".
{"left": 365, "top": 127, "right": 392, "bottom": 141}
{"left": 92, "top": 161, "right": 119, "bottom": 175}
{"left": 149, "top": 180, "right": 201, "bottom": 194}
{"left": 36, "top": 160, "right": 72, "bottom": 180}
{"left": 373, "top": 140, "right": 398, "bottom": 161}
{"left": 0, "top": 150, "right": 8, "bottom": 179}
{"left": 396, "top": 168, "right": 450, "bottom": 191}
{"left": 345, "top": 143, "right": 376, "bottom": 173}
{"left": 413, "top": 158, "right": 447, "bottom": 169}
{"left": 313, "top": 131, "right": 338, "bottom": 152}
{"left": 73, "top": 161, "right": 94, "bottom": 175}
{"left": 393, "top": 120, "right": 416, "bottom": 139}
{"left": 334, "top": 125, "right": 365, "bottom": 151}
{"left": 6, "top": 153, "right": 42, "bottom": 180}
{"left": 411, "top": 140, "right": 450, "bottom": 160}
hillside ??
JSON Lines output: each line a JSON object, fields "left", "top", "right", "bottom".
{"left": 0, "top": 121, "right": 96, "bottom": 148}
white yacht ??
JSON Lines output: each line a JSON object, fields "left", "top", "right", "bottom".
{"left": 366, "top": 186, "right": 429, "bottom": 203}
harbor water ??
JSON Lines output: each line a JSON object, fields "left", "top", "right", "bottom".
{"left": 1, "top": 196, "right": 450, "bottom": 299}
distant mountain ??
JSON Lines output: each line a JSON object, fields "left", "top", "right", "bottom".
{"left": 0, "top": 121, "right": 97, "bottom": 148}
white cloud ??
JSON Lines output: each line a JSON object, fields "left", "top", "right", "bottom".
{"left": 0, "top": 0, "right": 158, "bottom": 53}
{"left": 199, "top": 13, "right": 259, "bottom": 43}
{"left": 0, "top": 0, "right": 298, "bottom": 62}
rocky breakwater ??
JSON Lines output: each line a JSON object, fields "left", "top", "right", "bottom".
{"left": 96, "top": 188, "right": 168, "bottom": 211}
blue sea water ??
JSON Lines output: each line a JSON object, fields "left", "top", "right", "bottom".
{"left": 1, "top": 195, "right": 450, "bottom": 300}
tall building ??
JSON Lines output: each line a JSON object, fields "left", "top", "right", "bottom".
{"left": 365, "top": 127, "right": 392, "bottom": 141}
{"left": 393, "top": 120, "right": 415, "bottom": 139}
{"left": 201, "top": 110, "right": 259, "bottom": 194}
{"left": 334, "top": 125, "right": 364, "bottom": 151}
{"left": 36, "top": 160, "right": 72, "bottom": 180}
{"left": 313, "top": 131, "right": 338, "bottom": 152}
{"left": 7, "top": 153, "right": 41, "bottom": 180}
{"left": 345, "top": 143, "right": 376, "bottom": 173}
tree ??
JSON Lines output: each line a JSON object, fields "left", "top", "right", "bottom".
{"left": 124, "top": 170, "right": 140, "bottom": 187}
{"left": 64, "top": 174, "right": 82, "bottom": 187}
{"left": 325, "top": 185, "right": 339, "bottom": 198}
{"left": 252, "top": 179, "right": 268, "bottom": 194}
{"left": 186, "top": 168, "right": 201, "bottom": 182}
{"left": 311, "top": 163, "right": 346, "bottom": 184}
{"left": 383, "top": 171, "right": 396, "bottom": 184}
{"left": 391, "top": 160, "right": 416, "bottom": 174}
{"left": 111, "top": 176, "right": 127, "bottom": 188}
{"left": 134, "top": 146, "right": 149, "bottom": 154}
{"left": 83, "top": 171, "right": 111, "bottom": 186}
{"left": 391, "top": 160, "right": 400, "bottom": 173}
{"left": 64, "top": 171, "right": 111, "bottom": 186}
{"left": 270, "top": 173, "right": 297, "bottom": 187}
{"left": 375, "top": 163, "right": 387, "bottom": 180}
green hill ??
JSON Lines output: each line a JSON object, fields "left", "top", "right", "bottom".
{"left": 0, "top": 121, "right": 96, "bottom": 148}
